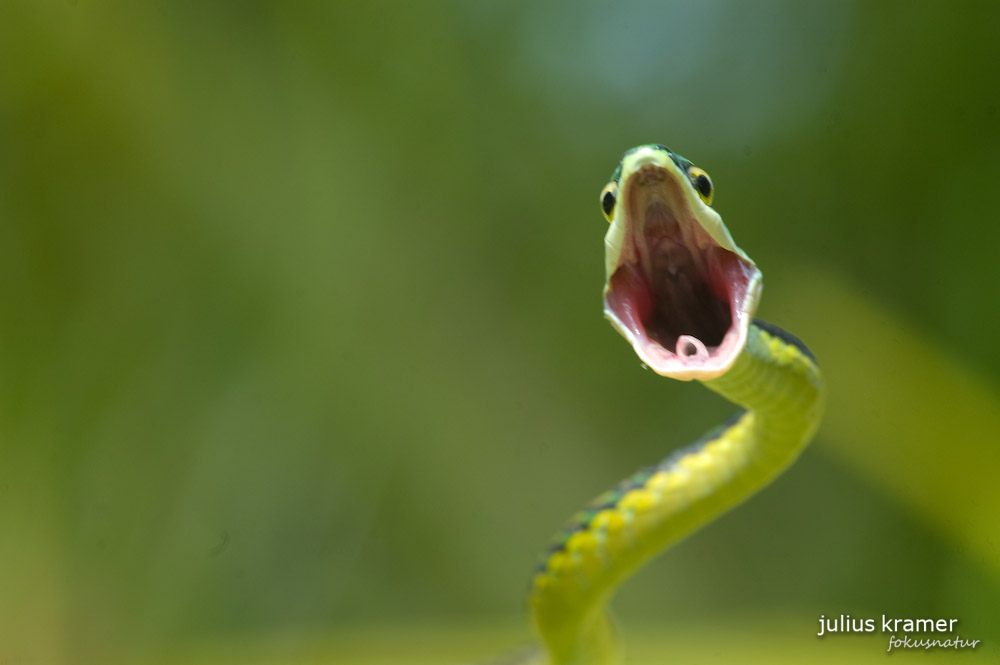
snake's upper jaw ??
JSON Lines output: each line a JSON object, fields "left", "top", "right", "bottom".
{"left": 603, "top": 164, "right": 762, "bottom": 381}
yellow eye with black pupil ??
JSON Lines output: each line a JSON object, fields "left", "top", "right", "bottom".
{"left": 600, "top": 182, "right": 618, "bottom": 221}
{"left": 688, "top": 167, "right": 713, "bottom": 205}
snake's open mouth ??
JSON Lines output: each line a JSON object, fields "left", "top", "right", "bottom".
{"left": 604, "top": 165, "right": 760, "bottom": 380}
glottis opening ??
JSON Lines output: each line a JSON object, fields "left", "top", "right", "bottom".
{"left": 603, "top": 166, "right": 759, "bottom": 380}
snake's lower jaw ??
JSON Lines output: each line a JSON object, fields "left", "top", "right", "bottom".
{"left": 603, "top": 247, "right": 761, "bottom": 381}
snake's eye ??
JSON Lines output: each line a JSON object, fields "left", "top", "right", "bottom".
{"left": 688, "top": 167, "right": 713, "bottom": 206}
{"left": 600, "top": 182, "right": 618, "bottom": 222}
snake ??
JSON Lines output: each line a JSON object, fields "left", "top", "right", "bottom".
{"left": 519, "top": 144, "right": 825, "bottom": 665}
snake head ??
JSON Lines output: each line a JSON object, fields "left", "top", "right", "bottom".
{"left": 602, "top": 145, "right": 762, "bottom": 380}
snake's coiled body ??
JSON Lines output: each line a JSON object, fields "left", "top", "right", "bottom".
{"left": 523, "top": 146, "right": 825, "bottom": 665}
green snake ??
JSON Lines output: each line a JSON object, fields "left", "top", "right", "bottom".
{"left": 521, "top": 145, "right": 825, "bottom": 665}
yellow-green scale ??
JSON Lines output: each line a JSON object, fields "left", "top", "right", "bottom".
{"left": 528, "top": 324, "right": 825, "bottom": 665}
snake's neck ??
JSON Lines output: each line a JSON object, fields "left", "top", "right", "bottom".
{"left": 529, "top": 322, "right": 823, "bottom": 665}
{"left": 704, "top": 321, "right": 824, "bottom": 457}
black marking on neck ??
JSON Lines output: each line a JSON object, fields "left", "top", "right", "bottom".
{"left": 752, "top": 318, "right": 817, "bottom": 363}
{"left": 530, "top": 410, "right": 748, "bottom": 579}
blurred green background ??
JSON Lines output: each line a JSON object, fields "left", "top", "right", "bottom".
{"left": 2, "top": 1, "right": 999, "bottom": 664}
